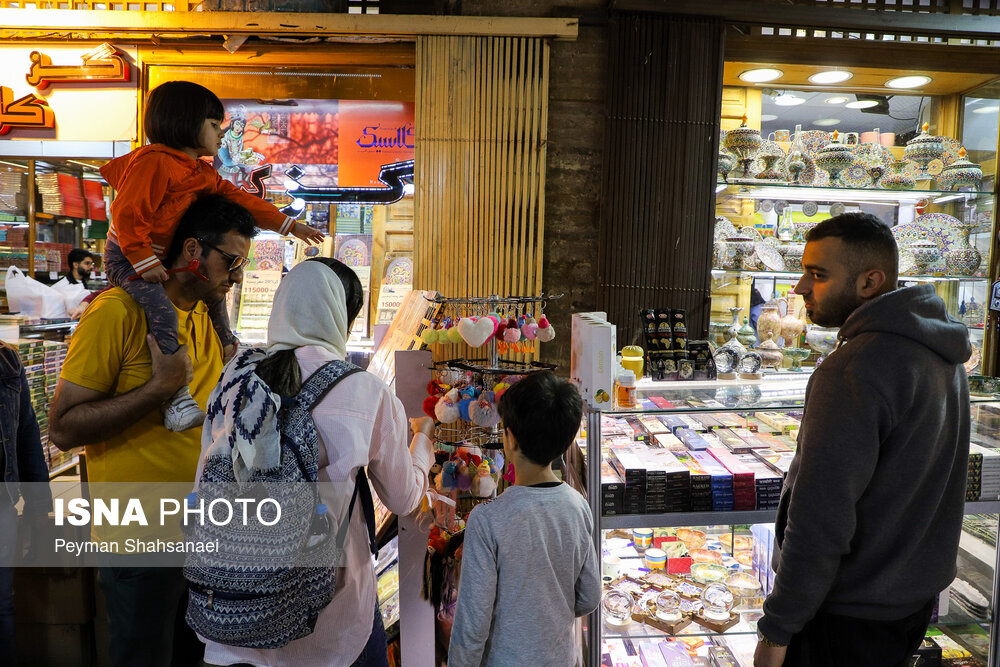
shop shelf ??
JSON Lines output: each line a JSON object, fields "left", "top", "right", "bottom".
{"left": 602, "top": 510, "right": 777, "bottom": 530}
{"left": 716, "top": 182, "right": 994, "bottom": 204}
{"left": 48, "top": 454, "right": 79, "bottom": 480}
{"left": 711, "top": 269, "right": 988, "bottom": 283}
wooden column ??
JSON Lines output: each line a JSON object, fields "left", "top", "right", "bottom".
{"left": 598, "top": 13, "right": 725, "bottom": 345}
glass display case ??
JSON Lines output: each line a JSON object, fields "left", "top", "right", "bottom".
{"left": 714, "top": 78, "right": 998, "bottom": 376}
{"left": 573, "top": 376, "right": 1000, "bottom": 666}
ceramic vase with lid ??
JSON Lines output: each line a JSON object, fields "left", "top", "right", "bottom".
{"left": 724, "top": 115, "right": 762, "bottom": 180}
{"left": 944, "top": 222, "right": 982, "bottom": 276}
{"left": 881, "top": 161, "right": 916, "bottom": 190}
{"left": 780, "top": 308, "right": 805, "bottom": 348}
{"left": 907, "top": 232, "right": 940, "bottom": 274}
{"left": 779, "top": 243, "right": 805, "bottom": 272}
{"left": 937, "top": 147, "right": 983, "bottom": 191}
{"left": 903, "top": 122, "right": 944, "bottom": 174}
{"left": 814, "top": 131, "right": 856, "bottom": 186}
{"left": 737, "top": 317, "right": 757, "bottom": 347}
{"left": 756, "top": 338, "right": 784, "bottom": 369}
{"left": 756, "top": 303, "right": 782, "bottom": 343}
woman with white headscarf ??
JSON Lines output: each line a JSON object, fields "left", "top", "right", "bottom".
{"left": 200, "top": 258, "right": 435, "bottom": 667}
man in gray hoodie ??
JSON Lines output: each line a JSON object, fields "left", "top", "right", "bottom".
{"left": 755, "top": 212, "right": 971, "bottom": 667}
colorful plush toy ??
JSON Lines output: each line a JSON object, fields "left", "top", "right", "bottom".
{"left": 502, "top": 317, "right": 521, "bottom": 343}
{"left": 434, "top": 388, "right": 461, "bottom": 423}
{"left": 521, "top": 316, "right": 539, "bottom": 340}
{"left": 535, "top": 315, "right": 555, "bottom": 342}
{"left": 469, "top": 396, "right": 500, "bottom": 428}
{"left": 473, "top": 461, "right": 497, "bottom": 497}
{"left": 420, "top": 327, "right": 439, "bottom": 345}
{"left": 422, "top": 395, "right": 439, "bottom": 419}
{"left": 458, "top": 397, "right": 475, "bottom": 422}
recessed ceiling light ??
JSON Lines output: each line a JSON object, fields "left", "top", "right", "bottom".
{"left": 972, "top": 105, "right": 1000, "bottom": 114}
{"left": 760, "top": 114, "right": 778, "bottom": 122}
{"left": 809, "top": 70, "right": 853, "bottom": 85}
{"left": 825, "top": 96, "right": 849, "bottom": 105}
{"left": 739, "top": 68, "right": 783, "bottom": 83}
{"left": 885, "top": 75, "right": 931, "bottom": 89}
{"left": 774, "top": 94, "right": 805, "bottom": 107}
{"left": 813, "top": 118, "right": 840, "bottom": 127}
{"left": 846, "top": 100, "right": 879, "bottom": 109}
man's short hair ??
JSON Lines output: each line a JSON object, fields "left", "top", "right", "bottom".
{"left": 806, "top": 212, "right": 899, "bottom": 285}
{"left": 67, "top": 248, "right": 94, "bottom": 267}
{"left": 164, "top": 195, "right": 258, "bottom": 266}
{"left": 497, "top": 371, "right": 583, "bottom": 467}
{"left": 144, "top": 81, "right": 224, "bottom": 150}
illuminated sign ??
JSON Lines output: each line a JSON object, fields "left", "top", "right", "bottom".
{"left": 281, "top": 159, "right": 413, "bottom": 212}
{"left": 26, "top": 43, "right": 130, "bottom": 90}
{"left": 0, "top": 86, "right": 55, "bottom": 136}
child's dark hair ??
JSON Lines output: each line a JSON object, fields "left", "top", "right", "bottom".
{"left": 497, "top": 371, "right": 583, "bottom": 466}
{"left": 144, "top": 81, "right": 224, "bottom": 150}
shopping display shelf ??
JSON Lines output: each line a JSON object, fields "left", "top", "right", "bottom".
{"left": 711, "top": 269, "right": 987, "bottom": 283}
{"left": 716, "top": 182, "right": 993, "bottom": 204}
{"left": 603, "top": 501, "right": 1000, "bottom": 531}
{"left": 48, "top": 454, "right": 79, "bottom": 480}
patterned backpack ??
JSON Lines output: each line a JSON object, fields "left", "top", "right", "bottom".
{"left": 184, "top": 348, "right": 378, "bottom": 649}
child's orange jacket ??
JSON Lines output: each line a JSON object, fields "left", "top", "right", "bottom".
{"left": 100, "top": 144, "right": 293, "bottom": 275}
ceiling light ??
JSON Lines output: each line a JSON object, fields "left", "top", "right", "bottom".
{"left": 825, "top": 96, "right": 849, "bottom": 105}
{"left": 760, "top": 114, "right": 778, "bottom": 121}
{"left": 774, "top": 94, "right": 805, "bottom": 107}
{"left": 739, "top": 68, "right": 783, "bottom": 83}
{"left": 846, "top": 100, "right": 879, "bottom": 109}
{"left": 885, "top": 75, "right": 931, "bottom": 89}
{"left": 808, "top": 70, "right": 853, "bottom": 85}
{"left": 813, "top": 118, "right": 840, "bottom": 127}
{"left": 972, "top": 105, "right": 1000, "bottom": 114}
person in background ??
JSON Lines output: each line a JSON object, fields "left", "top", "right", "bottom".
{"left": 0, "top": 340, "right": 53, "bottom": 666}
{"left": 198, "top": 258, "right": 435, "bottom": 667}
{"left": 754, "top": 212, "right": 972, "bottom": 667}
{"left": 66, "top": 248, "right": 95, "bottom": 285}
{"left": 448, "top": 371, "right": 601, "bottom": 667}
{"left": 48, "top": 195, "right": 258, "bottom": 667}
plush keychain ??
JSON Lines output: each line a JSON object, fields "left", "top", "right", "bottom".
{"left": 434, "top": 388, "right": 461, "bottom": 423}
{"left": 535, "top": 314, "right": 556, "bottom": 342}
{"left": 447, "top": 321, "right": 465, "bottom": 344}
{"left": 420, "top": 326, "right": 439, "bottom": 346}
{"left": 469, "top": 395, "right": 500, "bottom": 428}
{"left": 458, "top": 396, "right": 475, "bottom": 422}
{"left": 502, "top": 317, "right": 521, "bottom": 344}
{"left": 455, "top": 461, "right": 473, "bottom": 492}
{"left": 473, "top": 460, "right": 498, "bottom": 497}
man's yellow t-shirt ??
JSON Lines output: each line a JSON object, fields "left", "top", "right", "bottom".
{"left": 60, "top": 287, "right": 223, "bottom": 484}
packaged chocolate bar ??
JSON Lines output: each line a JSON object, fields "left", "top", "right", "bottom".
{"left": 670, "top": 309, "right": 687, "bottom": 335}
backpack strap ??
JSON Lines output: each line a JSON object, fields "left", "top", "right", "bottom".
{"left": 295, "top": 360, "right": 379, "bottom": 558}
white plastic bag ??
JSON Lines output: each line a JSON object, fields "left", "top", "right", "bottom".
{"left": 51, "top": 277, "right": 90, "bottom": 310}
{"left": 4, "top": 266, "right": 69, "bottom": 319}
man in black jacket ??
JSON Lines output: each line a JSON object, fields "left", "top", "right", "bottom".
{"left": 755, "top": 213, "right": 971, "bottom": 667}
{"left": 0, "top": 342, "right": 53, "bottom": 665}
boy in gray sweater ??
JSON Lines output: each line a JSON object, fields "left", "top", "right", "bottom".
{"left": 448, "top": 372, "right": 601, "bottom": 667}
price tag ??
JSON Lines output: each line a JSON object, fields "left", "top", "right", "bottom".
{"left": 49, "top": 271, "right": 58, "bottom": 281}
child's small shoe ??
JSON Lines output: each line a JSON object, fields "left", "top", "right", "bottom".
{"left": 163, "top": 386, "right": 207, "bottom": 432}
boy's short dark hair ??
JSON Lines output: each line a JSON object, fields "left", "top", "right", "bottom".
{"left": 497, "top": 371, "right": 583, "bottom": 467}
{"left": 164, "top": 195, "right": 258, "bottom": 267}
{"left": 144, "top": 81, "right": 224, "bottom": 150}
{"left": 806, "top": 211, "right": 899, "bottom": 286}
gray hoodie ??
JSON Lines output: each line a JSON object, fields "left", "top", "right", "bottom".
{"left": 758, "top": 284, "right": 972, "bottom": 645}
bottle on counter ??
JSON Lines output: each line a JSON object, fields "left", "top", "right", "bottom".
{"left": 614, "top": 370, "right": 637, "bottom": 410}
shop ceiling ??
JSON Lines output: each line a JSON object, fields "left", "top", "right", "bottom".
{"left": 0, "top": 10, "right": 578, "bottom": 42}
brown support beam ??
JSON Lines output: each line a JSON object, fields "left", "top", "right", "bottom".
{"left": 611, "top": 0, "right": 1000, "bottom": 40}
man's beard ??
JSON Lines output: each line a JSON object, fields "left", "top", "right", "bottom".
{"left": 808, "top": 285, "right": 862, "bottom": 328}
{"left": 78, "top": 270, "right": 92, "bottom": 281}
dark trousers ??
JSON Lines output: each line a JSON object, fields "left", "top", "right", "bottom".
{"left": 104, "top": 240, "right": 235, "bottom": 353}
{"left": 784, "top": 599, "right": 935, "bottom": 667}
{"left": 98, "top": 565, "right": 204, "bottom": 667}
{"left": 0, "top": 502, "right": 16, "bottom": 666}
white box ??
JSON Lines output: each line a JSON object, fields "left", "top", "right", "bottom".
{"left": 571, "top": 312, "right": 617, "bottom": 409}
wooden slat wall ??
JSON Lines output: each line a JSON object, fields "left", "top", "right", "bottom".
{"left": 414, "top": 35, "right": 549, "bottom": 312}
{"left": 598, "top": 13, "right": 724, "bottom": 347}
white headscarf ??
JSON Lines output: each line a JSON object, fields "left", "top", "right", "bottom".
{"left": 266, "top": 260, "right": 349, "bottom": 360}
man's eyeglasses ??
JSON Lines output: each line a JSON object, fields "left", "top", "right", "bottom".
{"left": 198, "top": 240, "right": 250, "bottom": 272}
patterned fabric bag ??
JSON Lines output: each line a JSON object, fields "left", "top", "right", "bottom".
{"left": 184, "top": 348, "right": 377, "bottom": 649}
